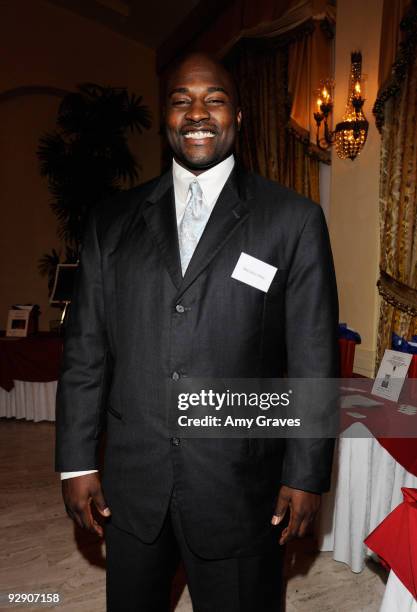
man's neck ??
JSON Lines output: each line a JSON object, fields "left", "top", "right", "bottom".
{"left": 173, "top": 156, "right": 231, "bottom": 176}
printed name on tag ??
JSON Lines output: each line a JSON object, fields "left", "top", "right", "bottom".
{"left": 231, "top": 252, "right": 278, "bottom": 293}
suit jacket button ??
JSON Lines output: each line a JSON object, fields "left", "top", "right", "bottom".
{"left": 175, "top": 304, "right": 185, "bottom": 313}
{"left": 171, "top": 371, "right": 180, "bottom": 381}
{"left": 171, "top": 437, "right": 181, "bottom": 446}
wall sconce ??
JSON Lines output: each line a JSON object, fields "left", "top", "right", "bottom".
{"left": 314, "top": 52, "right": 369, "bottom": 161}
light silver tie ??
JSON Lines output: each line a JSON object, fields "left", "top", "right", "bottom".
{"left": 178, "top": 180, "right": 209, "bottom": 275}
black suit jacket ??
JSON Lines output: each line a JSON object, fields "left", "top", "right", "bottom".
{"left": 55, "top": 165, "right": 339, "bottom": 558}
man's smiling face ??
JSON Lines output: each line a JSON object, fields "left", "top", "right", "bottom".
{"left": 165, "top": 54, "right": 242, "bottom": 174}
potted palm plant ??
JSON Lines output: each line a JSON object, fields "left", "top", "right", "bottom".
{"left": 38, "top": 82, "right": 152, "bottom": 289}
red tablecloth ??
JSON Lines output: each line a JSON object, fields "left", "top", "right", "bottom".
{"left": 377, "top": 438, "right": 417, "bottom": 479}
{"left": 0, "top": 334, "right": 63, "bottom": 391}
{"left": 340, "top": 376, "right": 417, "bottom": 477}
{"left": 365, "top": 488, "right": 417, "bottom": 599}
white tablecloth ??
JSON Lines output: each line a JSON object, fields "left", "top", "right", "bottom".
{"left": 317, "top": 424, "right": 417, "bottom": 610}
{"left": 380, "top": 571, "right": 417, "bottom": 611}
{"left": 0, "top": 380, "right": 56, "bottom": 421}
{"left": 318, "top": 426, "right": 417, "bottom": 572}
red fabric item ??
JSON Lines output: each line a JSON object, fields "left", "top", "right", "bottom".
{"left": 340, "top": 404, "right": 417, "bottom": 476}
{"left": 339, "top": 338, "right": 357, "bottom": 377}
{"left": 377, "top": 438, "right": 417, "bottom": 478}
{"left": 339, "top": 376, "right": 417, "bottom": 472}
{"left": 408, "top": 355, "right": 417, "bottom": 403}
{"left": 365, "top": 487, "right": 417, "bottom": 599}
{"left": 0, "top": 335, "right": 63, "bottom": 391}
{"left": 409, "top": 355, "right": 417, "bottom": 378}
{"left": 377, "top": 355, "right": 417, "bottom": 477}
{"left": 340, "top": 367, "right": 417, "bottom": 476}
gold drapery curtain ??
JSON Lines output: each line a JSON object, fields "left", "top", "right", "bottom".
{"left": 224, "top": 39, "right": 289, "bottom": 182}
{"left": 224, "top": 23, "right": 329, "bottom": 202}
{"left": 374, "top": 0, "right": 417, "bottom": 369}
{"left": 287, "top": 18, "right": 334, "bottom": 140}
{"left": 378, "top": 0, "right": 411, "bottom": 91}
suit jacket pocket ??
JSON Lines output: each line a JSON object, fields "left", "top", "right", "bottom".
{"left": 107, "top": 405, "right": 123, "bottom": 420}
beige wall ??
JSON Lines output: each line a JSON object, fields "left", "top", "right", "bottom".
{"left": 329, "top": 0, "right": 383, "bottom": 376}
{"left": 0, "top": 0, "right": 161, "bottom": 330}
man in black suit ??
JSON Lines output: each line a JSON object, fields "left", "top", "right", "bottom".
{"left": 56, "top": 53, "right": 339, "bottom": 611}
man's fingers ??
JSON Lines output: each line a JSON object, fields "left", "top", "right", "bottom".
{"left": 279, "top": 509, "right": 303, "bottom": 545}
{"left": 297, "top": 514, "right": 315, "bottom": 539}
{"left": 74, "top": 500, "right": 95, "bottom": 530}
{"left": 279, "top": 511, "right": 315, "bottom": 544}
{"left": 65, "top": 499, "right": 95, "bottom": 532}
{"left": 68, "top": 498, "right": 100, "bottom": 537}
{"left": 77, "top": 502, "right": 104, "bottom": 537}
{"left": 92, "top": 487, "right": 111, "bottom": 517}
{"left": 271, "top": 494, "right": 289, "bottom": 525}
{"left": 273, "top": 486, "right": 321, "bottom": 544}
{"left": 91, "top": 519, "right": 104, "bottom": 538}
{"left": 82, "top": 501, "right": 105, "bottom": 537}
{"left": 65, "top": 505, "right": 83, "bottom": 530}
{"left": 62, "top": 474, "right": 108, "bottom": 537}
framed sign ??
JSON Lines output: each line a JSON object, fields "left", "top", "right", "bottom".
{"left": 372, "top": 349, "right": 413, "bottom": 402}
{"left": 6, "top": 306, "right": 36, "bottom": 337}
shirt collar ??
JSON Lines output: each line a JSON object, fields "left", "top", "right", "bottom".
{"left": 172, "top": 154, "right": 235, "bottom": 207}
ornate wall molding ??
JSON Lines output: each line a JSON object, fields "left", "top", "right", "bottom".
{"left": 377, "top": 270, "right": 417, "bottom": 317}
{"left": 0, "top": 85, "right": 69, "bottom": 105}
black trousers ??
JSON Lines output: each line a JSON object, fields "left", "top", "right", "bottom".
{"left": 106, "top": 490, "right": 284, "bottom": 612}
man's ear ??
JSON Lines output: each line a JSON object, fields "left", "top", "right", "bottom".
{"left": 237, "top": 109, "right": 242, "bottom": 132}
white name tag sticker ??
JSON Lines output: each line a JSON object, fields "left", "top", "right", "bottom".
{"left": 231, "top": 252, "right": 278, "bottom": 292}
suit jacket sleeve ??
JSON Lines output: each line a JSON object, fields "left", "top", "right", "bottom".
{"left": 55, "top": 210, "right": 111, "bottom": 472}
{"left": 281, "top": 203, "right": 339, "bottom": 494}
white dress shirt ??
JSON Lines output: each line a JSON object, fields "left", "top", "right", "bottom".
{"left": 173, "top": 154, "right": 235, "bottom": 226}
{"left": 61, "top": 154, "right": 235, "bottom": 480}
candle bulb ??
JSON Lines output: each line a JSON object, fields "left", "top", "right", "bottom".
{"left": 317, "top": 98, "right": 323, "bottom": 111}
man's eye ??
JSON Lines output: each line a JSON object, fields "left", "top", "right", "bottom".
{"left": 172, "top": 99, "right": 190, "bottom": 106}
{"left": 207, "top": 99, "right": 225, "bottom": 104}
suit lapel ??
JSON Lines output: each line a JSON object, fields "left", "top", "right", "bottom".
{"left": 142, "top": 171, "right": 183, "bottom": 290}
{"left": 142, "top": 164, "right": 254, "bottom": 296}
{"left": 177, "top": 164, "right": 254, "bottom": 298}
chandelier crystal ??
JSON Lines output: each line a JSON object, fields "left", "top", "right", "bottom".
{"left": 334, "top": 52, "right": 369, "bottom": 160}
{"left": 313, "top": 52, "right": 369, "bottom": 161}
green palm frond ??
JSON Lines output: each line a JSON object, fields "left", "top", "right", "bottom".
{"left": 123, "top": 92, "right": 152, "bottom": 133}
{"left": 38, "top": 248, "right": 60, "bottom": 277}
{"left": 37, "top": 82, "right": 151, "bottom": 265}
{"left": 38, "top": 248, "right": 61, "bottom": 293}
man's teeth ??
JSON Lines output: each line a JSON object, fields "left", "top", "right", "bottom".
{"left": 184, "top": 131, "right": 215, "bottom": 139}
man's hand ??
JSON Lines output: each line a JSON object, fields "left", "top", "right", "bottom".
{"left": 62, "top": 473, "right": 111, "bottom": 537}
{"left": 271, "top": 485, "right": 320, "bottom": 545}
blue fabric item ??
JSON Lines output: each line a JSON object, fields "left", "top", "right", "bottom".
{"left": 392, "top": 332, "right": 417, "bottom": 354}
{"left": 338, "top": 323, "right": 361, "bottom": 344}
